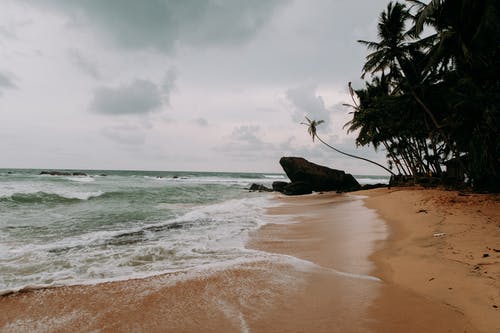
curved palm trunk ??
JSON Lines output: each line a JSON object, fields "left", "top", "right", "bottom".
{"left": 315, "top": 135, "right": 396, "bottom": 176}
{"left": 382, "top": 141, "right": 404, "bottom": 174}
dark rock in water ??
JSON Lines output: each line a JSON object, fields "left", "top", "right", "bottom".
{"left": 172, "top": 175, "right": 179, "bottom": 179}
{"left": 279, "top": 157, "right": 361, "bottom": 192}
{"left": 99, "top": 174, "right": 107, "bottom": 177}
{"left": 40, "top": 170, "right": 88, "bottom": 176}
{"left": 249, "top": 183, "right": 272, "bottom": 192}
{"left": 40, "top": 170, "right": 71, "bottom": 176}
{"left": 283, "top": 181, "right": 313, "bottom": 195}
{"left": 272, "top": 181, "right": 289, "bottom": 193}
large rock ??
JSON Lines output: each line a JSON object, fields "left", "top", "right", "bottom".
{"left": 272, "top": 181, "right": 289, "bottom": 193}
{"left": 283, "top": 181, "right": 313, "bottom": 195}
{"left": 279, "top": 157, "right": 361, "bottom": 192}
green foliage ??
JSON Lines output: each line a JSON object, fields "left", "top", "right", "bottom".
{"left": 351, "top": 0, "right": 500, "bottom": 191}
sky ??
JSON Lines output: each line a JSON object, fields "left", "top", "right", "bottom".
{"left": 0, "top": 0, "right": 391, "bottom": 174}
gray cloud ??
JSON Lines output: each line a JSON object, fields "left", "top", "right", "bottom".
{"left": 90, "top": 70, "right": 177, "bottom": 115}
{"left": 90, "top": 79, "right": 162, "bottom": 115}
{"left": 32, "top": 0, "right": 288, "bottom": 52}
{"left": 285, "top": 84, "right": 331, "bottom": 125}
{"left": 0, "top": 71, "right": 17, "bottom": 96}
{"left": 68, "top": 48, "right": 101, "bottom": 79}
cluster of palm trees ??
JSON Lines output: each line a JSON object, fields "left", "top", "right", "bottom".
{"left": 331, "top": 0, "right": 499, "bottom": 191}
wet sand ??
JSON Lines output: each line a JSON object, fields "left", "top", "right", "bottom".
{"left": 0, "top": 189, "right": 497, "bottom": 332}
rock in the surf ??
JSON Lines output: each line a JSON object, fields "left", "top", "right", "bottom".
{"left": 40, "top": 170, "right": 88, "bottom": 176}
{"left": 272, "top": 181, "right": 289, "bottom": 193}
{"left": 279, "top": 157, "right": 361, "bottom": 192}
{"left": 283, "top": 181, "right": 313, "bottom": 195}
{"left": 249, "top": 183, "right": 273, "bottom": 192}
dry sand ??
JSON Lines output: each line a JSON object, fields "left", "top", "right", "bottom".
{"left": 0, "top": 188, "right": 498, "bottom": 332}
{"left": 361, "top": 187, "right": 500, "bottom": 333}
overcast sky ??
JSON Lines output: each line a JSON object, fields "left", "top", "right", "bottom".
{"left": 0, "top": 0, "right": 390, "bottom": 174}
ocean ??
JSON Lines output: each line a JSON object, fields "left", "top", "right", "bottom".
{"left": 0, "top": 169, "right": 388, "bottom": 294}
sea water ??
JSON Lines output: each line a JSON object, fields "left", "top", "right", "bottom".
{"left": 0, "top": 169, "right": 388, "bottom": 294}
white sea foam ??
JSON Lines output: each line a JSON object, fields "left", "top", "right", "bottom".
{"left": 0, "top": 246, "right": 381, "bottom": 297}
{"left": 263, "top": 174, "right": 287, "bottom": 179}
{"left": 0, "top": 181, "right": 103, "bottom": 201}
{"left": 54, "top": 190, "right": 104, "bottom": 200}
{"left": 0, "top": 193, "right": 279, "bottom": 293}
{"left": 65, "top": 176, "right": 95, "bottom": 183}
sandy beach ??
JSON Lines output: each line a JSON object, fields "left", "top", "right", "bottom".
{"left": 1, "top": 188, "right": 498, "bottom": 332}
{"left": 363, "top": 188, "right": 500, "bottom": 332}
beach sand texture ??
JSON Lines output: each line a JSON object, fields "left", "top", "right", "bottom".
{"left": 0, "top": 188, "right": 498, "bottom": 332}
{"left": 364, "top": 188, "right": 500, "bottom": 333}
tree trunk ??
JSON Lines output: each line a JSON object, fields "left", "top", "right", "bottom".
{"left": 316, "top": 135, "right": 395, "bottom": 176}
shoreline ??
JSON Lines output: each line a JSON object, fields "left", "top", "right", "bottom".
{"left": 0, "top": 193, "right": 384, "bottom": 332}
{"left": 0, "top": 188, "right": 498, "bottom": 332}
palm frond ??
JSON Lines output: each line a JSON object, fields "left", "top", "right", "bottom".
{"left": 301, "top": 117, "right": 325, "bottom": 142}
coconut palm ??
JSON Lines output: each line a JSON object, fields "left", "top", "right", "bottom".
{"left": 409, "top": 0, "right": 500, "bottom": 189}
{"left": 358, "top": 2, "right": 412, "bottom": 80}
{"left": 359, "top": 1, "right": 443, "bottom": 132}
{"left": 350, "top": 0, "right": 500, "bottom": 190}
{"left": 301, "top": 116, "right": 395, "bottom": 175}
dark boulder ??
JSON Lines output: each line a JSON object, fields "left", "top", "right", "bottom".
{"left": 249, "top": 183, "right": 272, "bottom": 192}
{"left": 283, "top": 181, "right": 313, "bottom": 196}
{"left": 40, "top": 170, "right": 71, "bottom": 176}
{"left": 272, "top": 181, "right": 289, "bottom": 193}
{"left": 40, "top": 170, "right": 88, "bottom": 176}
{"left": 279, "top": 157, "right": 361, "bottom": 192}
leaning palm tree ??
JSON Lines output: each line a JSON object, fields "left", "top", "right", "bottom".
{"left": 301, "top": 116, "right": 395, "bottom": 175}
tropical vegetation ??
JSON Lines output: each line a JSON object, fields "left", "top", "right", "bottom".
{"left": 342, "top": 0, "right": 500, "bottom": 191}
